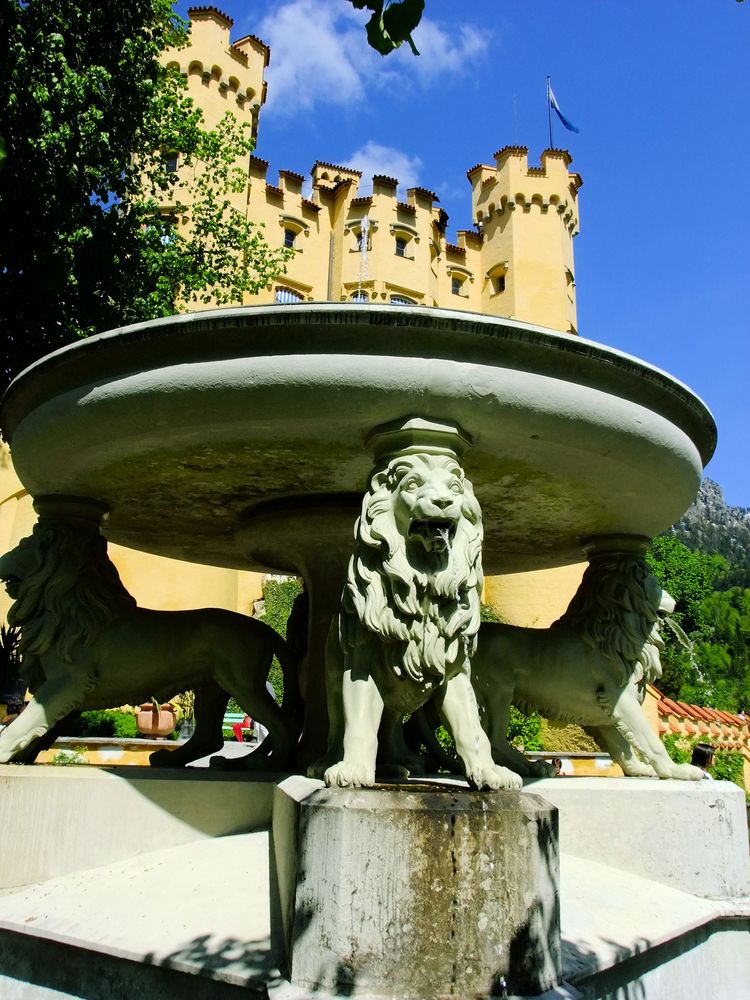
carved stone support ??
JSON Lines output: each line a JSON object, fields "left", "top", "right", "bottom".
{"left": 317, "top": 416, "right": 522, "bottom": 790}
{"left": 0, "top": 495, "right": 301, "bottom": 769}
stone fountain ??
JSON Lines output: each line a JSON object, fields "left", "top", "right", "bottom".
{"left": 1, "top": 304, "right": 748, "bottom": 999}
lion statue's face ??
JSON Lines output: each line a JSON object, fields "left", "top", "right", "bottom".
{"left": 343, "top": 451, "right": 483, "bottom": 682}
{"left": 388, "top": 455, "right": 467, "bottom": 554}
{"left": 0, "top": 535, "right": 38, "bottom": 600}
{"left": 0, "top": 521, "right": 135, "bottom": 670}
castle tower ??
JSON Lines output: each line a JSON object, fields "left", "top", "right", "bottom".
{"left": 162, "top": 6, "right": 269, "bottom": 139}
{"left": 469, "top": 147, "right": 582, "bottom": 334}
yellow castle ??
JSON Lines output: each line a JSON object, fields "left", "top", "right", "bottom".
{"left": 163, "top": 6, "right": 581, "bottom": 334}
{"left": 0, "top": 5, "right": 587, "bottom": 630}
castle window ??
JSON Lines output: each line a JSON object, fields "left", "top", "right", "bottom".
{"left": 487, "top": 262, "right": 508, "bottom": 296}
{"left": 164, "top": 153, "right": 178, "bottom": 173}
{"left": 284, "top": 228, "right": 296, "bottom": 249}
{"left": 395, "top": 237, "right": 407, "bottom": 257}
{"left": 275, "top": 287, "right": 303, "bottom": 304}
{"left": 451, "top": 277, "right": 462, "bottom": 296}
{"left": 350, "top": 290, "right": 368, "bottom": 302}
{"left": 390, "top": 295, "right": 416, "bottom": 305}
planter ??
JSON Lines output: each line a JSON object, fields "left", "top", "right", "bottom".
{"left": 136, "top": 703, "right": 176, "bottom": 738}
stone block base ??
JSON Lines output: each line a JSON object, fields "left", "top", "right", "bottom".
{"left": 274, "top": 780, "right": 560, "bottom": 998}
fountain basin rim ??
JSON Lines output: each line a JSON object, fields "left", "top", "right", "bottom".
{"left": 1, "top": 303, "right": 716, "bottom": 464}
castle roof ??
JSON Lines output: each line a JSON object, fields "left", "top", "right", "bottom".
{"left": 493, "top": 145, "right": 529, "bottom": 159}
{"left": 466, "top": 163, "right": 493, "bottom": 179}
{"left": 233, "top": 34, "right": 271, "bottom": 66}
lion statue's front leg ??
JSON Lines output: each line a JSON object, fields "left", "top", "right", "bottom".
{"left": 438, "top": 672, "right": 522, "bottom": 791}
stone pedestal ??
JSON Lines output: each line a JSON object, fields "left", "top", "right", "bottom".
{"left": 274, "top": 779, "right": 560, "bottom": 998}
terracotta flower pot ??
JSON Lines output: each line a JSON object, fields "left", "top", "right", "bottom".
{"left": 136, "top": 703, "right": 176, "bottom": 738}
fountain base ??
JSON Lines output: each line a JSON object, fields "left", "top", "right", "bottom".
{"left": 0, "top": 768, "right": 748, "bottom": 999}
{"left": 274, "top": 780, "right": 560, "bottom": 998}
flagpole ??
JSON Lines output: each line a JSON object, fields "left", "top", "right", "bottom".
{"left": 546, "top": 76, "right": 553, "bottom": 148}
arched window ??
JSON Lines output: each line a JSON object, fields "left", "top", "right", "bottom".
{"left": 390, "top": 295, "right": 416, "bottom": 306}
{"left": 350, "top": 290, "right": 368, "bottom": 302}
{"left": 275, "top": 287, "right": 303, "bottom": 304}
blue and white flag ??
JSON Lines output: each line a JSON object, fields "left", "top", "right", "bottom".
{"left": 547, "top": 80, "right": 580, "bottom": 134}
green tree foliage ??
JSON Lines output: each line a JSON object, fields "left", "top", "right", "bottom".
{"left": 0, "top": 0, "right": 291, "bottom": 385}
{"left": 72, "top": 709, "right": 139, "bottom": 739}
{"left": 647, "top": 535, "right": 750, "bottom": 712}
{"left": 255, "top": 576, "right": 304, "bottom": 702}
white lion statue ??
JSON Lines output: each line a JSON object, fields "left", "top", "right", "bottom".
{"left": 0, "top": 520, "right": 302, "bottom": 768}
{"left": 312, "top": 451, "right": 522, "bottom": 791}
{"left": 471, "top": 553, "right": 703, "bottom": 780}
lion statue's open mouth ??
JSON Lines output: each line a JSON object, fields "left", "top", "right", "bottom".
{"left": 408, "top": 518, "right": 457, "bottom": 551}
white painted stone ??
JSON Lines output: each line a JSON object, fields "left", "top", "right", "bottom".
{"left": 523, "top": 777, "right": 750, "bottom": 898}
{"left": 0, "top": 764, "right": 274, "bottom": 887}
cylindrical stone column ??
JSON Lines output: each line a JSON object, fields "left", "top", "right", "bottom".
{"left": 285, "top": 786, "right": 560, "bottom": 998}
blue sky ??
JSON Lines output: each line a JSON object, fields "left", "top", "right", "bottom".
{"left": 177, "top": 1, "right": 749, "bottom": 506}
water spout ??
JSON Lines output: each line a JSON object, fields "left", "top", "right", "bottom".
{"left": 357, "top": 216, "right": 370, "bottom": 299}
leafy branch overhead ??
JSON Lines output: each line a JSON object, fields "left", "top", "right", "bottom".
{"left": 0, "top": 0, "right": 292, "bottom": 386}
{"left": 349, "top": 0, "right": 425, "bottom": 55}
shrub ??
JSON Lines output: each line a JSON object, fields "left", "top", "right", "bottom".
{"left": 255, "top": 576, "right": 304, "bottom": 701}
{"left": 712, "top": 751, "right": 745, "bottom": 788}
{"left": 72, "top": 710, "right": 139, "bottom": 739}
{"left": 660, "top": 732, "right": 692, "bottom": 765}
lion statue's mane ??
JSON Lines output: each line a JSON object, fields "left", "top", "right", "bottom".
{"left": 8, "top": 523, "right": 136, "bottom": 690}
{"left": 342, "top": 453, "right": 483, "bottom": 682}
{"left": 552, "top": 553, "right": 665, "bottom": 692}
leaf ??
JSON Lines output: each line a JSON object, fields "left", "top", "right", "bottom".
{"left": 364, "top": 0, "right": 424, "bottom": 55}
{"left": 382, "top": 0, "right": 424, "bottom": 47}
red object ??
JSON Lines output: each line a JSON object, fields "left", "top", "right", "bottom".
{"left": 232, "top": 716, "right": 253, "bottom": 742}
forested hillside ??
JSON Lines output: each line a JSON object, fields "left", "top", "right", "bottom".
{"left": 647, "top": 479, "right": 750, "bottom": 713}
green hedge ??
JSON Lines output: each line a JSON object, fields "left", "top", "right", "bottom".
{"left": 72, "top": 710, "right": 138, "bottom": 739}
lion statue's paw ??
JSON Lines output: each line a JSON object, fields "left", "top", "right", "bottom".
{"left": 670, "top": 762, "right": 705, "bottom": 781}
{"left": 149, "top": 748, "right": 182, "bottom": 768}
{"left": 528, "top": 759, "right": 556, "bottom": 778}
{"left": 622, "top": 760, "right": 658, "bottom": 778}
{"left": 467, "top": 763, "right": 523, "bottom": 791}
{"left": 324, "top": 760, "right": 375, "bottom": 788}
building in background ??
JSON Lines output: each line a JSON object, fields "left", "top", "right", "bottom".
{"left": 162, "top": 7, "right": 581, "bottom": 334}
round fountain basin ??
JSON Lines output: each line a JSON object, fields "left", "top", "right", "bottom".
{"left": 0, "top": 305, "right": 715, "bottom": 573}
